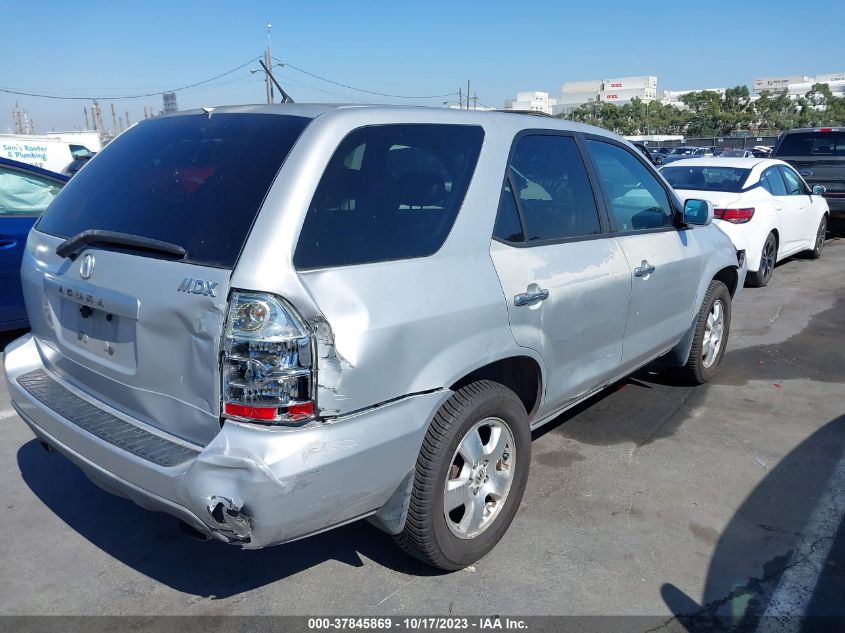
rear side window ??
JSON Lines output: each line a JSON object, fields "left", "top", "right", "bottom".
{"left": 37, "top": 114, "right": 310, "bottom": 268}
{"left": 776, "top": 131, "right": 845, "bottom": 156}
{"left": 586, "top": 139, "right": 674, "bottom": 232}
{"left": 294, "top": 124, "right": 484, "bottom": 269}
{"left": 0, "top": 166, "right": 65, "bottom": 216}
{"left": 760, "top": 167, "right": 787, "bottom": 196}
{"left": 502, "top": 135, "right": 601, "bottom": 242}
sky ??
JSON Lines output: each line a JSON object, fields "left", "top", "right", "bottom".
{"left": 2, "top": 0, "right": 844, "bottom": 133}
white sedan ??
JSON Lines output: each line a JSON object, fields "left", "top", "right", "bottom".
{"left": 661, "top": 158, "right": 829, "bottom": 287}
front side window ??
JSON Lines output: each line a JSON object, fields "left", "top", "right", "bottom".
{"left": 760, "top": 167, "right": 787, "bottom": 196}
{"left": 294, "top": 124, "right": 484, "bottom": 269}
{"left": 0, "top": 166, "right": 64, "bottom": 217}
{"left": 779, "top": 166, "right": 808, "bottom": 195}
{"left": 501, "top": 135, "right": 601, "bottom": 242}
{"left": 586, "top": 139, "right": 674, "bottom": 232}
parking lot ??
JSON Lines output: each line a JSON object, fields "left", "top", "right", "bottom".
{"left": 0, "top": 240, "right": 842, "bottom": 621}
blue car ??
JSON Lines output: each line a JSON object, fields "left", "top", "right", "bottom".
{"left": 0, "top": 158, "right": 68, "bottom": 331}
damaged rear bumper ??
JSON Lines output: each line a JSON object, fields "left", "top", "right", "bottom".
{"left": 4, "top": 333, "right": 450, "bottom": 548}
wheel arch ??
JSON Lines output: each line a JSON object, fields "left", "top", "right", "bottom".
{"left": 450, "top": 355, "right": 543, "bottom": 421}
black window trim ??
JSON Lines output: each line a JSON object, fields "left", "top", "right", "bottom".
{"left": 491, "top": 128, "right": 612, "bottom": 249}
{"left": 580, "top": 132, "right": 685, "bottom": 236}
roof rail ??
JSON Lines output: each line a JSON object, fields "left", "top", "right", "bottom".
{"left": 497, "top": 110, "right": 557, "bottom": 118}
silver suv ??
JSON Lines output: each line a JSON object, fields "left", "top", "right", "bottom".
{"left": 4, "top": 105, "right": 745, "bottom": 570}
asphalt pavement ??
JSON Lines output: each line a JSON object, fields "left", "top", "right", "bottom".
{"left": 0, "top": 239, "right": 843, "bottom": 626}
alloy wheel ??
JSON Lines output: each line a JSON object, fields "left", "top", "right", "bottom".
{"left": 761, "top": 239, "right": 775, "bottom": 280}
{"left": 702, "top": 299, "right": 725, "bottom": 369}
{"left": 443, "top": 417, "right": 515, "bottom": 539}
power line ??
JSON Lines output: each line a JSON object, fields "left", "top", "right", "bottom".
{"left": 0, "top": 57, "right": 259, "bottom": 101}
{"left": 274, "top": 57, "right": 458, "bottom": 100}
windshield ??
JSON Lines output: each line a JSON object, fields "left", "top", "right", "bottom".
{"left": 776, "top": 131, "right": 845, "bottom": 157}
{"left": 661, "top": 166, "right": 751, "bottom": 192}
{"left": 721, "top": 150, "right": 745, "bottom": 157}
{"left": 36, "top": 113, "right": 311, "bottom": 268}
{"left": 671, "top": 147, "right": 694, "bottom": 155}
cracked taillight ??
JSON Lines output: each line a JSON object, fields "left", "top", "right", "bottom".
{"left": 222, "top": 291, "right": 314, "bottom": 425}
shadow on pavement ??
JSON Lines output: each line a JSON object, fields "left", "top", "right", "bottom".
{"left": 661, "top": 414, "right": 845, "bottom": 632}
{"left": 16, "top": 440, "right": 442, "bottom": 598}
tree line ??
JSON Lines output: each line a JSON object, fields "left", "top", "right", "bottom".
{"left": 560, "top": 84, "right": 845, "bottom": 136}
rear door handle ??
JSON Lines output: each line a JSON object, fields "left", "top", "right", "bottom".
{"left": 514, "top": 288, "right": 549, "bottom": 307}
{"left": 634, "top": 260, "right": 656, "bottom": 278}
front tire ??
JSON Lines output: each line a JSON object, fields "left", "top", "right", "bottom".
{"left": 805, "top": 215, "right": 827, "bottom": 259}
{"left": 394, "top": 380, "right": 530, "bottom": 570}
{"left": 679, "top": 279, "right": 731, "bottom": 385}
{"left": 746, "top": 232, "right": 777, "bottom": 287}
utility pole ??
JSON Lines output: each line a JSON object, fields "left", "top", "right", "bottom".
{"left": 83, "top": 106, "right": 89, "bottom": 130}
{"left": 467, "top": 80, "right": 471, "bottom": 110}
{"left": 110, "top": 103, "right": 118, "bottom": 133}
{"left": 125, "top": 110, "right": 131, "bottom": 127}
{"left": 265, "top": 21, "right": 274, "bottom": 104}
{"left": 458, "top": 87, "right": 462, "bottom": 110}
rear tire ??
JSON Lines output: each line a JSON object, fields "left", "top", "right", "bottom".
{"left": 678, "top": 279, "right": 731, "bottom": 385}
{"left": 805, "top": 215, "right": 827, "bottom": 259}
{"left": 394, "top": 380, "right": 530, "bottom": 570}
{"left": 746, "top": 232, "right": 777, "bottom": 287}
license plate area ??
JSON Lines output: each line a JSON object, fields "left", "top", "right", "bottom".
{"left": 44, "top": 275, "right": 139, "bottom": 372}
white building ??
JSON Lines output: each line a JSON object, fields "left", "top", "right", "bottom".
{"left": 551, "top": 76, "right": 657, "bottom": 114}
{"left": 503, "top": 91, "right": 558, "bottom": 115}
{"left": 752, "top": 73, "right": 845, "bottom": 98}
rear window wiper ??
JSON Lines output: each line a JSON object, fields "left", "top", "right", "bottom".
{"left": 56, "top": 229, "right": 187, "bottom": 260}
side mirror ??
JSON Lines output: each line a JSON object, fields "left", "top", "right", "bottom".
{"left": 683, "top": 199, "right": 714, "bottom": 226}
{"left": 812, "top": 184, "right": 826, "bottom": 195}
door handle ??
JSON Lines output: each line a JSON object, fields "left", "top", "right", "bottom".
{"left": 0, "top": 238, "right": 18, "bottom": 250}
{"left": 634, "top": 260, "right": 656, "bottom": 278}
{"left": 514, "top": 288, "right": 549, "bottom": 307}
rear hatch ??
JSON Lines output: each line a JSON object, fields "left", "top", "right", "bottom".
{"left": 773, "top": 129, "right": 845, "bottom": 196}
{"left": 24, "top": 112, "right": 311, "bottom": 445}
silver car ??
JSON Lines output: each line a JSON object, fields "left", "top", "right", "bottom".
{"left": 4, "top": 105, "right": 746, "bottom": 570}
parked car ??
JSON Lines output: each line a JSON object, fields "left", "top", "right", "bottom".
{"left": 771, "top": 127, "right": 844, "bottom": 229}
{"left": 61, "top": 152, "right": 95, "bottom": 178}
{"left": 752, "top": 145, "right": 772, "bottom": 157}
{"left": 633, "top": 141, "right": 660, "bottom": 165}
{"left": 720, "top": 149, "right": 754, "bottom": 158}
{"left": 0, "top": 157, "right": 68, "bottom": 331}
{"left": 699, "top": 146, "right": 717, "bottom": 157}
{"left": 661, "top": 157, "right": 829, "bottom": 287}
{"left": 661, "top": 146, "right": 707, "bottom": 165}
{"left": 649, "top": 146, "right": 671, "bottom": 160}
{"left": 4, "top": 105, "right": 745, "bottom": 570}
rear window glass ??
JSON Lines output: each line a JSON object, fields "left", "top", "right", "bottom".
{"left": 661, "top": 166, "right": 751, "bottom": 192}
{"left": 294, "top": 124, "right": 484, "bottom": 269}
{"left": 36, "top": 113, "right": 310, "bottom": 268}
{"left": 776, "top": 132, "right": 845, "bottom": 157}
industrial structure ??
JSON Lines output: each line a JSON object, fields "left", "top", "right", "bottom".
{"left": 162, "top": 92, "right": 178, "bottom": 114}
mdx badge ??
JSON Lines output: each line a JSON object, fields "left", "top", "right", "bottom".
{"left": 178, "top": 277, "right": 218, "bottom": 297}
{"left": 79, "top": 253, "right": 95, "bottom": 279}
